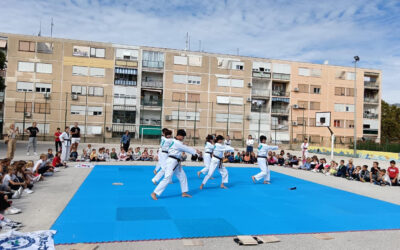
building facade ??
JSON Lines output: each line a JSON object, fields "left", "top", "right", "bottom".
{"left": 0, "top": 32, "right": 381, "bottom": 145}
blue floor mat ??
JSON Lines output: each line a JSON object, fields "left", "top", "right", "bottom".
{"left": 52, "top": 165, "right": 400, "bottom": 244}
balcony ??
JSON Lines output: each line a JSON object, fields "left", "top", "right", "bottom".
{"left": 272, "top": 73, "right": 290, "bottom": 81}
{"left": 272, "top": 90, "right": 290, "bottom": 97}
{"left": 141, "top": 98, "right": 162, "bottom": 107}
{"left": 142, "top": 81, "right": 163, "bottom": 89}
{"left": 142, "top": 60, "right": 164, "bottom": 70}
{"left": 251, "top": 89, "right": 270, "bottom": 98}
{"left": 114, "top": 79, "right": 137, "bottom": 86}
{"left": 363, "top": 113, "right": 378, "bottom": 119}
{"left": 271, "top": 108, "right": 289, "bottom": 115}
{"left": 251, "top": 105, "right": 269, "bottom": 113}
{"left": 252, "top": 71, "right": 271, "bottom": 79}
{"left": 364, "top": 81, "right": 379, "bottom": 89}
{"left": 0, "top": 91, "right": 4, "bottom": 102}
{"left": 363, "top": 129, "right": 378, "bottom": 135}
{"left": 364, "top": 97, "right": 379, "bottom": 104}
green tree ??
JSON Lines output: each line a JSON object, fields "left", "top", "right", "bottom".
{"left": 381, "top": 100, "right": 400, "bottom": 142}
{"left": 0, "top": 50, "right": 5, "bottom": 90}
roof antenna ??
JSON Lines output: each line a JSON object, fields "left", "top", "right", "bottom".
{"left": 236, "top": 48, "right": 239, "bottom": 56}
{"left": 50, "top": 18, "right": 54, "bottom": 38}
{"left": 198, "top": 40, "right": 201, "bottom": 52}
{"left": 38, "top": 20, "right": 42, "bottom": 36}
{"left": 185, "top": 32, "right": 189, "bottom": 51}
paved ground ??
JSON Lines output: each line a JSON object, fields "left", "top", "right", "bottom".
{"left": 1, "top": 141, "right": 400, "bottom": 250}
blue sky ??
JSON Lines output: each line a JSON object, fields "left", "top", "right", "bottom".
{"left": 1, "top": 0, "right": 400, "bottom": 103}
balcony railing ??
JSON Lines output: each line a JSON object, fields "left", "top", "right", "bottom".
{"left": 251, "top": 89, "right": 270, "bottom": 97}
{"left": 0, "top": 92, "right": 4, "bottom": 102}
{"left": 272, "top": 90, "right": 290, "bottom": 97}
{"left": 251, "top": 106, "right": 270, "bottom": 113}
{"left": 252, "top": 71, "right": 271, "bottom": 78}
{"left": 142, "top": 60, "right": 164, "bottom": 69}
{"left": 141, "top": 99, "right": 162, "bottom": 107}
{"left": 364, "top": 81, "right": 379, "bottom": 89}
{"left": 363, "top": 113, "right": 378, "bottom": 119}
{"left": 141, "top": 81, "right": 163, "bottom": 89}
{"left": 272, "top": 124, "right": 289, "bottom": 130}
{"left": 114, "top": 79, "right": 137, "bottom": 86}
{"left": 271, "top": 108, "right": 289, "bottom": 114}
{"left": 363, "top": 129, "right": 378, "bottom": 135}
{"left": 272, "top": 73, "right": 290, "bottom": 81}
{"left": 140, "top": 119, "right": 161, "bottom": 126}
{"left": 364, "top": 97, "right": 379, "bottom": 104}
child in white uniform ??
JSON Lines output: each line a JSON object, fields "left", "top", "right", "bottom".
{"left": 197, "top": 135, "right": 214, "bottom": 177}
{"left": 59, "top": 127, "right": 71, "bottom": 163}
{"left": 151, "top": 129, "right": 200, "bottom": 200}
{"left": 200, "top": 135, "right": 235, "bottom": 190}
{"left": 252, "top": 135, "right": 278, "bottom": 184}
{"left": 301, "top": 138, "right": 309, "bottom": 160}
{"left": 154, "top": 128, "right": 169, "bottom": 175}
{"left": 152, "top": 129, "right": 173, "bottom": 184}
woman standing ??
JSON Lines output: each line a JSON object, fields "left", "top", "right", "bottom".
{"left": 246, "top": 135, "right": 254, "bottom": 153}
{"left": 6, "top": 124, "right": 19, "bottom": 159}
{"left": 120, "top": 130, "right": 131, "bottom": 153}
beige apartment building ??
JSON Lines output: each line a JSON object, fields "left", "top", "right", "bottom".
{"left": 0, "top": 32, "right": 381, "bottom": 145}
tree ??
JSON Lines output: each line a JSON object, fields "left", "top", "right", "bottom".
{"left": 0, "top": 50, "right": 5, "bottom": 90}
{"left": 381, "top": 100, "right": 400, "bottom": 142}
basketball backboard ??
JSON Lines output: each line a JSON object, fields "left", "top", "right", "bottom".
{"left": 315, "top": 112, "right": 331, "bottom": 127}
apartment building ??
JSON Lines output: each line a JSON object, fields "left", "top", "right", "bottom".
{"left": 0, "top": 32, "right": 381, "bottom": 145}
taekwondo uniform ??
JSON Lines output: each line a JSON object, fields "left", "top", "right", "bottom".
{"left": 199, "top": 141, "right": 214, "bottom": 175}
{"left": 152, "top": 137, "right": 172, "bottom": 183}
{"left": 201, "top": 143, "right": 234, "bottom": 186}
{"left": 301, "top": 142, "right": 309, "bottom": 159}
{"left": 254, "top": 143, "right": 278, "bottom": 182}
{"left": 59, "top": 131, "right": 71, "bottom": 162}
{"left": 153, "top": 139, "right": 197, "bottom": 196}
{"left": 155, "top": 136, "right": 166, "bottom": 172}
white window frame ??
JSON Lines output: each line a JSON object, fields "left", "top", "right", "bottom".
{"left": 71, "top": 85, "right": 87, "bottom": 95}
{"left": 173, "top": 74, "right": 187, "bottom": 84}
{"left": 187, "top": 75, "right": 201, "bottom": 85}
{"left": 298, "top": 68, "right": 310, "bottom": 76}
{"left": 70, "top": 105, "right": 86, "bottom": 115}
{"left": 90, "top": 48, "right": 105, "bottom": 58}
{"left": 35, "top": 83, "right": 52, "bottom": 93}
{"left": 36, "top": 63, "right": 53, "bottom": 74}
{"left": 88, "top": 86, "right": 104, "bottom": 96}
{"left": 87, "top": 106, "right": 103, "bottom": 116}
{"left": 18, "top": 62, "right": 35, "bottom": 72}
{"left": 72, "top": 66, "right": 89, "bottom": 76}
{"left": 173, "top": 56, "right": 188, "bottom": 65}
{"left": 73, "top": 46, "right": 90, "bottom": 57}
{"left": 16, "top": 82, "right": 34, "bottom": 92}
{"left": 89, "top": 67, "right": 105, "bottom": 77}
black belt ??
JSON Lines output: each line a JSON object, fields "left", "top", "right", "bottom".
{"left": 169, "top": 155, "right": 181, "bottom": 170}
{"left": 257, "top": 156, "right": 267, "bottom": 158}
{"left": 205, "top": 152, "right": 212, "bottom": 155}
{"left": 162, "top": 151, "right": 168, "bottom": 154}
{"left": 212, "top": 155, "right": 223, "bottom": 168}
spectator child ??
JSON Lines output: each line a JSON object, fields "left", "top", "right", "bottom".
{"left": 300, "top": 157, "right": 312, "bottom": 170}
{"left": 336, "top": 160, "right": 347, "bottom": 177}
{"left": 47, "top": 149, "right": 54, "bottom": 161}
{"left": 277, "top": 155, "right": 285, "bottom": 166}
{"left": 79, "top": 149, "right": 90, "bottom": 162}
{"left": 149, "top": 150, "right": 155, "bottom": 161}
{"left": 86, "top": 144, "right": 92, "bottom": 154}
{"left": 98, "top": 148, "right": 106, "bottom": 162}
{"left": 375, "top": 169, "right": 391, "bottom": 186}
{"left": 228, "top": 152, "right": 235, "bottom": 163}
{"left": 198, "top": 152, "right": 204, "bottom": 162}
{"left": 90, "top": 149, "right": 98, "bottom": 162}
{"left": 352, "top": 166, "right": 362, "bottom": 181}
{"left": 329, "top": 161, "right": 338, "bottom": 175}
{"left": 369, "top": 162, "right": 380, "bottom": 183}
{"left": 243, "top": 153, "right": 251, "bottom": 164}
{"left": 110, "top": 148, "right": 118, "bottom": 160}
{"left": 54, "top": 128, "right": 62, "bottom": 153}
{"left": 387, "top": 160, "right": 399, "bottom": 186}
{"left": 234, "top": 152, "right": 242, "bottom": 163}
{"left": 346, "top": 160, "right": 355, "bottom": 179}
{"left": 69, "top": 148, "right": 78, "bottom": 161}
{"left": 52, "top": 152, "right": 66, "bottom": 168}
{"left": 132, "top": 147, "right": 141, "bottom": 161}
{"left": 359, "top": 165, "right": 370, "bottom": 182}
{"left": 118, "top": 148, "right": 128, "bottom": 161}
{"left": 33, "top": 154, "right": 54, "bottom": 176}
{"left": 104, "top": 149, "right": 111, "bottom": 161}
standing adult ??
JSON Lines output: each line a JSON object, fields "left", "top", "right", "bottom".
{"left": 70, "top": 122, "right": 81, "bottom": 152}
{"left": 6, "top": 124, "right": 19, "bottom": 159}
{"left": 301, "top": 138, "right": 309, "bottom": 164}
{"left": 59, "top": 127, "right": 71, "bottom": 162}
{"left": 224, "top": 135, "right": 231, "bottom": 146}
{"left": 26, "top": 122, "right": 39, "bottom": 156}
{"left": 120, "top": 130, "right": 131, "bottom": 152}
{"left": 246, "top": 135, "right": 254, "bottom": 153}
{"left": 54, "top": 128, "right": 62, "bottom": 153}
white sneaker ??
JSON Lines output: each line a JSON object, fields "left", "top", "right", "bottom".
{"left": 34, "top": 152, "right": 37, "bottom": 156}
{"left": 11, "top": 191, "right": 21, "bottom": 199}
{"left": 54, "top": 168, "right": 60, "bottom": 172}
{"left": 4, "top": 207, "right": 21, "bottom": 215}
{"left": 24, "top": 189, "right": 34, "bottom": 194}
{"left": 18, "top": 186, "right": 23, "bottom": 195}
{"left": 27, "top": 152, "right": 30, "bottom": 156}
{"left": 33, "top": 174, "right": 41, "bottom": 182}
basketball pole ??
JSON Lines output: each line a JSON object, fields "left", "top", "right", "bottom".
{"left": 327, "top": 126, "right": 334, "bottom": 161}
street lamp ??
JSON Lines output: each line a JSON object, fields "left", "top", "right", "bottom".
{"left": 353, "top": 56, "right": 359, "bottom": 157}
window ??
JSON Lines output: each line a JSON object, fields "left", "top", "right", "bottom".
{"left": 15, "top": 102, "right": 32, "bottom": 112}
{"left": 297, "top": 116, "right": 305, "bottom": 125}
{"left": 336, "top": 71, "right": 346, "bottom": 79}
{"left": 115, "top": 48, "right": 138, "bottom": 61}
{"left": 87, "top": 106, "right": 103, "bottom": 116}
{"left": 217, "top": 78, "right": 243, "bottom": 88}
{"left": 71, "top": 85, "right": 87, "bottom": 95}
{"left": 70, "top": 105, "right": 86, "bottom": 115}
{"left": 88, "top": 87, "right": 104, "bottom": 96}
{"left": 311, "top": 68, "right": 321, "bottom": 77}
{"left": 72, "top": 66, "right": 88, "bottom": 76}
{"left": 309, "top": 118, "right": 316, "bottom": 127}
{"left": 16, "top": 82, "right": 33, "bottom": 92}
{"left": 216, "top": 96, "right": 230, "bottom": 104}
{"left": 73, "top": 46, "right": 90, "bottom": 57}
{"left": 37, "top": 42, "right": 53, "bottom": 53}
{"left": 334, "top": 104, "right": 354, "bottom": 112}
{"left": 171, "top": 111, "right": 200, "bottom": 121}
{"left": 187, "top": 93, "right": 200, "bottom": 103}
{"left": 298, "top": 101, "right": 308, "bottom": 109}
{"left": 345, "top": 105, "right": 354, "bottom": 112}
{"left": 142, "top": 51, "right": 164, "bottom": 68}
{"left": 230, "top": 79, "right": 244, "bottom": 88}
{"left": 347, "top": 120, "right": 354, "bottom": 128}
{"left": 252, "top": 62, "right": 271, "bottom": 72}
{"left": 334, "top": 119, "right": 344, "bottom": 128}
{"left": 346, "top": 72, "right": 355, "bottom": 80}
{"left": 188, "top": 55, "right": 202, "bottom": 66}
{"left": 231, "top": 61, "right": 244, "bottom": 70}
{"left": 35, "top": 83, "right": 51, "bottom": 93}
{"left": 36, "top": 63, "right": 52, "bottom": 74}
{"left": 90, "top": 48, "right": 105, "bottom": 58}
{"left": 19, "top": 41, "right": 35, "bottom": 52}
{"left": 298, "top": 84, "right": 309, "bottom": 93}
{"left": 216, "top": 96, "right": 243, "bottom": 105}
{"left": 89, "top": 67, "right": 105, "bottom": 77}
{"left": 34, "top": 103, "right": 50, "bottom": 114}
{"left": 174, "top": 56, "right": 188, "bottom": 65}
{"left": 346, "top": 88, "right": 354, "bottom": 96}
{"left": 311, "top": 85, "right": 321, "bottom": 94}
{"left": 188, "top": 75, "right": 201, "bottom": 85}
{"left": 273, "top": 63, "right": 291, "bottom": 74}
{"left": 217, "top": 78, "right": 230, "bottom": 87}
{"left": 298, "top": 68, "right": 310, "bottom": 76}
{"left": 18, "top": 62, "right": 35, "bottom": 72}
{"left": 335, "top": 87, "right": 345, "bottom": 96}
{"left": 173, "top": 74, "right": 187, "bottom": 84}
{"left": 172, "top": 92, "right": 185, "bottom": 102}
{"left": 216, "top": 114, "right": 243, "bottom": 123}
{"left": 310, "top": 102, "right": 320, "bottom": 110}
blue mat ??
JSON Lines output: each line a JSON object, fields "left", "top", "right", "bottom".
{"left": 52, "top": 165, "right": 400, "bottom": 244}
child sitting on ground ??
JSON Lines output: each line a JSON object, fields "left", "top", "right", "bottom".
{"left": 69, "top": 148, "right": 78, "bottom": 161}
{"left": 79, "top": 149, "right": 90, "bottom": 162}
{"left": 97, "top": 148, "right": 106, "bottom": 162}
{"left": 118, "top": 148, "right": 128, "bottom": 161}
{"left": 359, "top": 165, "right": 370, "bottom": 182}
{"left": 300, "top": 157, "right": 312, "bottom": 170}
{"left": 47, "top": 149, "right": 54, "bottom": 161}
{"left": 33, "top": 154, "right": 55, "bottom": 176}
{"left": 328, "top": 161, "right": 338, "bottom": 176}
{"left": 352, "top": 166, "right": 362, "bottom": 181}
{"left": 374, "top": 169, "right": 391, "bottom": 186}
{"left": 104, "top": 149, "right": 110, "bottom": 161}
{"left": 52, "top": 152, "right": 66, "bottom": 168}
{"left": 90, "top": 149, "right": 98, "bottom": 162}
{"left": 110, "top": 148, "right": 118, "bottom": 161}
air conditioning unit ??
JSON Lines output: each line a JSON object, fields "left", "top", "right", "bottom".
{"left": 246, "top": 97, "right": 252, "bottom": 102}
{"left": 106, "top": 126, "right": 112, "bottom": 132}
{"left": 165, "top": 115, "right": 172, "bottom": 121}
{"left": 43, "top": 92, "right": 51, "bottom": 99}
{"left": 293, "top": 104, "right": 299, "bottom": 109}
{"left": 71, "top": 94, "right": 78, "bottom": 100}
{"left": 248, "top": 82, "right": 253, "bottom": 88}
{"left": 292, "top": 121, "right": 298, "bottom": 126}
{"left": 25, "top": 112, "right": 31, "bottom": 118}
{"left": 246, "top": 115, "right": 251, "bottom": 120}
{"left": 294, "top": 87, "right": 299, "bottom": 92}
